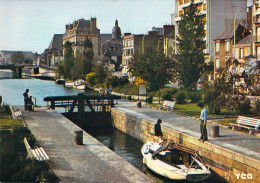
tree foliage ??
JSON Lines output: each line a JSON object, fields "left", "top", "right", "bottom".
{"left": 128, "top": 49, "right": 173, "bottom": 91}
{"left": 11, "top": 52, "right": 25, "bottom": 64}
{"left": 57, "top": 37, "right": 94, "bottom": 80}
{"left": 174, "top": 1, "right": 206, "bottom": 90}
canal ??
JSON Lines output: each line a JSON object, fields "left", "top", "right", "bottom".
{"left": 0, "top": 70, "right": 215, "bottom": 183}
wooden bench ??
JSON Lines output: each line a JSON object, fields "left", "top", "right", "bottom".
{"left": 9, "top": 105, "right": 22, "bottom": 119}
{"left": 158, "top": 101, "right": 176, "bottom": 111}
{"left": 24, "top": 137, "right": 50, "bottom": 161}
{"left": 231, "top": 116, "right": 260, "bottom": 135}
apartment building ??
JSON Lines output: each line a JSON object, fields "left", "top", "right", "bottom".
{"left": 214, "top": 23, "right": 248, "bottom": 71}
{"left": 252, "top": 0, "right": 260, "bottom": 60}
{"left": 63, "top": 18, "right": 101, "bottom": 60}
{"left": 175, "top": 0, "right": 247, "bottom": 62}
{"left": 43, "top": 34, "right": 63, "bottom": 66}
{"left": 122, "top": 31, "right": 160, "bottom": 75}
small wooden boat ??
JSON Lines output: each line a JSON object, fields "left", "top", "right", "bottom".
{"left": 56, "top": 79, "right": 65, "bottom": 84}
{"left": 141, "top": 139, "right": 211, "bottom": 182}
{"left": 65, "top": 81, "right": 74, "bottom": 87}
{"left": 73, "top": 79, "right": 86, "bottom": 90}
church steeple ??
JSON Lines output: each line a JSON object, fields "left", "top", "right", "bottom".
{"left": 112, "top": 19, "right": 121, "bottom": 40}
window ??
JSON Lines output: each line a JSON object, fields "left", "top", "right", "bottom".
{"left": 179, "top": 10, "right": 184, "bottom": 16}
{"left": 257, "top": 47, "right": 260, "bottom": 60}
{"left": 239, "top": 48, "right": 244, "bottom": 59}
{"left": 180, "top": 0, "right": 184, "bottom": 5}
{"left": 215, "top": 42, "right": 220, "bottom": 53}
{"left": 131, "top": 40, "right": 134, "bottom": 46}
{"left": 225, "top": 40, "right": 230, "bottom": 52}
{"left": 215, "top": 58, "right": 220, "bottom": 68}
{"left": 184, "top": 0, "right": 189, "bottom": 4}
{"left": 257, "top": 27, "right": 260, "bottom": 42}
{"left": 203, "top": 3, "right": 207, "bottom": 11}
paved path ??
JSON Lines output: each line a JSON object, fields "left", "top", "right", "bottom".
{"left": 116, "top": 102, "right": 260, "bottom": 161}
{"left": 19, "top": 106, "right": 154, "bottom": 183}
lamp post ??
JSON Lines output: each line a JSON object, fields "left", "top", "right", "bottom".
{"left": 233, "top": 7, "right": 247, "bottom": 59}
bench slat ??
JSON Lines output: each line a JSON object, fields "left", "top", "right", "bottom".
{"left": 232, "top": 116, "right": 260, "bottom": 134}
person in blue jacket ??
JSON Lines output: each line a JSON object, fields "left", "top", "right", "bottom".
{"left": 198, "top": 103, "right": 208, "bottom": 142}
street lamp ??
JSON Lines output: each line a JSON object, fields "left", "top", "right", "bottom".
{"left": 233, "top": 7, "right": 247, "bottom": 59}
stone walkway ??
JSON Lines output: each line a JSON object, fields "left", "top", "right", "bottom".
{"left": 116, "top": 102, "right": 260, "bottom": 161}
{"left": 18, "top": 106, "right": 154, "bottom": 183}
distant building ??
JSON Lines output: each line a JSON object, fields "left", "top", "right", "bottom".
{"left": 252, "top": 0, "right": 260, "bottom": 60}
{"left": 101, "top": 20, "right": 123, "bottom": 71}
{"left": 0, "top": 50, "right": 34, "bottom": 65}
{"left": 63, "top": 18, "right": 101, "bottom": 60}
{"left": 122, "top": 31, "right": 160, "bottom": 75}
{"left": 163, "top": 30, "right": 175, "bottom": 58}
{"left": 43, "top": 34, "right": 63, "bottom": 66}
{"left": 175, "top": 0, "right": 248, "bottom": 61}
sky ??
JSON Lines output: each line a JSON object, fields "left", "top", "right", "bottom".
{"left": 0, "top": 0, "right": 174, "bottom": 54}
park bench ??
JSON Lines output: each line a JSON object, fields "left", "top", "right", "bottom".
{"left": 9, "top": 105, "right": 22, "bottom": 119}
{"left": 24, "top": 137, "right": 50, "bottom": 162}
{"left": 158, "top": 101, "right": 176, "bottom": 112}
{"left": 231, "top": 116, "right": 260, "bottom": 135}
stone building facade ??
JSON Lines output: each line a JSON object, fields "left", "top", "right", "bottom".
{"left": 63, "top": 18, "right": 101, "bottom": 60}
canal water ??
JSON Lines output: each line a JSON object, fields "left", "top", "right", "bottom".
{"left": 0, "top": 70, "right": 216, "bottom": 183}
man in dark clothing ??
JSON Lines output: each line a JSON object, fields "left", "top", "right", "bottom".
{"left": 23, "top": 89, "right": 29, "bottom": 110}
{"left": 154, "top": 119, "right": 163, "bottom": 137}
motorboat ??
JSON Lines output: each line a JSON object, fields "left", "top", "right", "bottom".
{"left": 65, "top": 81, "right": 74, "bottom": 87}
{"left": 56, "top": 79, "right": 65, "bottom": 84}
{"left": 141, "top": 139, "right": 211, "bottom": 182}
{"left": 73, "top": 79, "right": 86, "bottom": 90}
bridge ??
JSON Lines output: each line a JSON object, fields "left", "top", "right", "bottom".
{"left": 44, "top": 93, "right": 121, "bottom": 129}
{"left": 0, "top": 64, "right": 56, "bottom": 79}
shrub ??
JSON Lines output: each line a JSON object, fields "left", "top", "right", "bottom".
{"left": 253, "top": 99, "right": 260, "bottom": 114}
{"left": 175, "top": 91, "right": 186, "bottom": 104}
{"left": 147, "top": 96, "right": 153, "bottom": 104}
{"left": 238, "top": 99, "right": 251, "bottom": 115}
{"left": 186, "top": 91, "right": 202, "bottom": 103}
{"left": 160, "top": 88, "right": 178, "bottom": 101}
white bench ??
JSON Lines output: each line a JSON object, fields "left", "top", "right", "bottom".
{"left": 9, "top": 105, "right": 22, "bottom": 119}
{"left": 24, "top": 137, "right": 50, "bottom": 161}
{"left": 231, "top": 116, "right": 260, "bottom": 135}
{"left": 158, "top": 101, "right": 176, "bottom": 111}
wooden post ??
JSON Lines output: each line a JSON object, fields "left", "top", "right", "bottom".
{"left": 51, "top": 100, "right": 55, "bottom": 109}
{"left": 78, "top": 93, "right": 85, "bottom": 127}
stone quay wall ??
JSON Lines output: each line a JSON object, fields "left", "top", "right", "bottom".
{"left": 111, "top": 108, "right": 260, "bottom": 183}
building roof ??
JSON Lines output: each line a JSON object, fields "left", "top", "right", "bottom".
{"left": 215, "top": 23, "right": 242, "bottom": 40}
{"left": 101, "top": 34, "right": 112, "bottom": 44}
{"left": 48, "top": 34, "right": 63, "bottom": 50}
{"left": 77, "top": 19, "right": 90, "bottom": 29}
{"left": 236, "top": 33, "right": 253, "bottom": 45}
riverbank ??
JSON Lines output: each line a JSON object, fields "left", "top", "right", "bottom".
{"left": 111, "top": 102, "right": 260, "bottom": 183}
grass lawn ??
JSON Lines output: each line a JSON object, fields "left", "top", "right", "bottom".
{"left": 213, "top": 119, "right": 236, "bottom": 126}
{"left": 148, "top": 103, "right": 233, "bottom": 119}
{"left": 0, "top": 119, "right": 24, "bottom": 127}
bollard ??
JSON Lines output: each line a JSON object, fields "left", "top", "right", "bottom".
{"left": 211, "top": 125, "right": 219, "bottom": 138}
{"left": 137, "top": 101, "right": 141, "bottom": 108}
{"left": 74, "top": 130, "right": 83, "bottom": 145}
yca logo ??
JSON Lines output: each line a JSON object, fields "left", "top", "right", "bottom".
{"left": 235, "top": 174, "right": 253, "bottom": 180}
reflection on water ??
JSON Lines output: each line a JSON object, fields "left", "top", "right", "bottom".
{"left": 0, "top": 69, "right": 16, "bottom": 79}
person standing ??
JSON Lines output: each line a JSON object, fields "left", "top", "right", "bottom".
{"left": 198, "top": 103, "right": 208, "bottom": 142}
{"left": 154, "top": 119, "right": 163, "bottom": 137}
{"left": 23, "top": 89, "right": 29, "bottom": 111}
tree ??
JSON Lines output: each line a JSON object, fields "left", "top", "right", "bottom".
{"left": 63, "top": 41, "right": 75, "bottom": 79}
{"left": 128, "top": 49, "right": 173, "bottom": 91}
{"left": 11, "top": 52, "right": 25, "bottom": 64}
{"left": 174, "top": 1, "right": 206, "bottom": 90}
